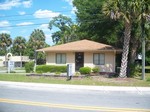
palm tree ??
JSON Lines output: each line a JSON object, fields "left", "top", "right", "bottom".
{"left": 28, "top": 29, "right": 46, "bottom": 72}
{"left": 0, "top": 33, "right": 12, "bottom": 66}
{"left": 103, "top": 0, "right": 149, "bottom": 77}
{"left": 13, "top": 36, "right": 26, "bottom": 67}
{"left": 29, "top": 29, "right": 46, "bottom": 49}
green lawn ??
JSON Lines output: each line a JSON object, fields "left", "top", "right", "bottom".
{"left": 0, "top": 73, "right": 150, "bottom": 87}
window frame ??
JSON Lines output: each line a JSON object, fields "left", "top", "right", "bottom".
{"left": 93, "top": 53, "right": 105, "bottom": 65}
{"left": 56, "top": 53, "right": 66, "bottom": 64}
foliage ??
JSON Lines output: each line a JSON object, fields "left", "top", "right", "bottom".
{"left": 146, "top": 50, "right": 150, "bottom": 65}
{"left": 79, "top": 67, "right": 91, "bottom": 74}
{"left": 25, "top": 61, "right": 34, "bottom": 73}
{"left": 129, "top": 64, "right": 141, "bottom": 78}
{"left": 36, "top": 65, "right": 67, "bottom": 73}
{"left": 92, "top": 67, "right": 100, "bottom": 73}
{"left": 102, "top": 0, "right": 150, "bottom": 77}
{"left": 25, "top": 29, "right": 48, "bottom": 64}
{"left": 49, "top": 14, "right": 79, "bottom": 44}
{"left": 0, "top": 33, "right": 12, "bottom": 55}
{"left": 28, "top": 29, "right": 46, "bottom": 50}
{"left": 12, "top": 36, "right": 26, "bottom": 55}
{"left": 73, "top": 0, "right": 123, "bottom": 46}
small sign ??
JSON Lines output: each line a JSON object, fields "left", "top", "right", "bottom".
{"left": 8, "top": 61, "right": 14, "bottom": 71}
{"left": 67, "top": 64, "right": 72, "bottom": 76}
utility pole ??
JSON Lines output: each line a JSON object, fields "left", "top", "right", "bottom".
{"left": 141, "top": 7, "right": 145, "bottom": 80}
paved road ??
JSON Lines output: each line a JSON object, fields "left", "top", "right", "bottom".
{"left": 0, "top": 82, "right": 150, "bottom": 112}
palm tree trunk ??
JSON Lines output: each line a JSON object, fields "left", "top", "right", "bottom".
{"left": 119, "top": 21, "right": 131, "bottom": 78}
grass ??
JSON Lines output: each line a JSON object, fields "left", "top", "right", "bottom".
{"left": 0, "top": 73, "right": 150, "bottom": 87}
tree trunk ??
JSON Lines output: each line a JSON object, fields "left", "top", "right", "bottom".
{"left": 129, "top": 40, "right": 139, "bottom": 64}
{"left": 119, "top": 21, "right": 131, "bottom": 78}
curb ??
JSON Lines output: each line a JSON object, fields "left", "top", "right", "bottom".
{"left": 0, "top": 81, "right": 150, "bottom": 93}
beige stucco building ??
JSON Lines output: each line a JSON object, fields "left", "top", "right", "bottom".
{"left": 37, "top": 39, "right": 121, "bottom": 74}
{"left": 0, "top": 56, "right": 30, "bottom": 67}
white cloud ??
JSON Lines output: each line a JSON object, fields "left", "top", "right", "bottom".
{"left": 64, "top": 0, "right": 73, "bottom": 6}
{"left": 22, "top": 0, "right": 32, "bottom": 8}
{"left": 0, "top": 0, "right": 32, "bottom": 10}
{"left": 45, "top": 34, "right": 54, "bottom": 45}
{"left": 71, "top": 6, "right": 77, "bottom": 14}
{"left": 33, "top": 9, "right": 60, "bottom": 18}
{"left": 0, "top": 30, "right": 10, "bottom": 34}
{"left": 0, "top": 0, "right": 20, "bottom": 10}
{"left": 0, "top": 20, "right": 10, "bottom": 27}
{"left": 16, "top": 22, "right": 34, "bottom": 26}
{"left": 63, "top": 0, "right": 77, "bottom": 15}
{"left": 18, "top": 11, "right": 26, "bottom": 15}
{"left": 38, "top": 24, "right": 49, "bottom": 32}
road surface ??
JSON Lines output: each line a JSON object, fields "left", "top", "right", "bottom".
{"left": 0, "top": 82, "right": 150, "bottom": 112}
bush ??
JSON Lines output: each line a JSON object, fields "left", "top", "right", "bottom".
{"left": 129, "top": 64, "right": 141, "bottom": 77}
{"left": 92, "top": 67, "right": 100, "bottom": 73}
{"left": 79, "top": 67, "right": 91, "bottom": 74}
{"left": 36, "top": 65, "right": 67, "bottom": 73}
{"left": 25, "top": 61, "right": 34, "bottom": 73}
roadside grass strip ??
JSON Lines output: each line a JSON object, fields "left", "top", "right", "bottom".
{"left": 0, "top": 98, "right": 150, "bottom": 112}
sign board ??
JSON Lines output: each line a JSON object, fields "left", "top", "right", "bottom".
{"left": 67, "top": 64, "right": 72, "bottom": 76}
{"left": 8, "top": 61, "right": 14, "bottom": 71}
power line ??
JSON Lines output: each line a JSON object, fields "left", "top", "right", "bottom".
{"left": 0, "top": 15, "right": 76, "bottom": 22}
{"left": 0, "top": 22, "right": 48, "bottom": 28}
{"left": 0, "top": 10, "right": 73, "bottom": 18}
{"left": 0, "top": 19, "right": 104, "bottom": 29}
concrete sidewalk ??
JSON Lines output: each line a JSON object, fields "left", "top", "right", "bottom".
{"left": 0, "top": 81, "right": 150, "bottom": 93}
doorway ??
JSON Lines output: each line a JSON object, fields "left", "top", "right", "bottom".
{"left": 75, "top": 52, "right": 84, "bottom": 71}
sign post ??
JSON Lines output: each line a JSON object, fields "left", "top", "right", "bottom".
{"left": 67, "top": 64, "right": 73, "bottom": 80}
{"left": 7, "top": 53, "right": 13, "bottom": 73}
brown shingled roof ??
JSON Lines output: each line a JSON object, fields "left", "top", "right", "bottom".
{"left": 37, "top": 39, "right": 122, "bottom": 52}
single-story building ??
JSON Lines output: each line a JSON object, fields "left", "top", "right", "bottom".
{"left": 37, "top": 39, "right": 122, "bottom": 74}
{"left": 0, "top": 56, "right": 30, "bottom": 67}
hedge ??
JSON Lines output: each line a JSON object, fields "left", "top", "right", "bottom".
{"left": 36, "top": 65, "right": 67, "bottom": 73}
{"left": 79, "top": 67, "right": 91, "bottom": 74}
{"left": 92, "top": 67, "right": 100, "bottom": 73}
{"left": 25, "top": 61, "right": 34, "bottom": 73}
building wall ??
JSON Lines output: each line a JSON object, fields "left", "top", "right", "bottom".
{"left": 0, "top": 56, "right": 30, "bottom": 67}
{"left": 46, "top": 52, "right": 75, "bottom": 73}
{"left": 84, "top": 52, "right": 116, "bottom": 72}
{"left": 46, "top": 51, "right": 116, "bottom": 74}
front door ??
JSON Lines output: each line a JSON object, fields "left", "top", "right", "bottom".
{"left": 75, "top": 52, "right": 84, "bottom": 71}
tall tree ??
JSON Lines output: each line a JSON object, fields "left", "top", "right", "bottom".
{"left": 27, "top": 29, "right": 47, "bottom": 65}
{"left": 12, "top": 36, "right": 26, "bottom": 67}
{"left": 49, "top": 14, "right": 78, "bottom": 44}
{"left": 0, "top": 33, "right": 12, "bottom": 54}
{"left": 103, "top": 0, "right": 150, "bottom": 77}
{"left": 12, "top": 36, "right": 26, "bottom": 55}
{"left": 0, "top": 33, "right": 12, "bottom": 66}
{"left": 73, "top": 0, "right": 123, "bottom": 46}
{"left": 28, "top": 29, "right": 46, "bottom": 51}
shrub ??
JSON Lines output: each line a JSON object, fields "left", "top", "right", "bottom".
{"left": 79, "top": 67, "right": 91, "bottom": 74}
{"left": 25, "top": 61, "right": 34, "bottom": 73}
{"left": 129, "top": 64, "right": 141, "bottom": 77}
{"left": 147, "top": 78, "right": 150, "bottom": 82}
{"left": 36, "top": 65, "right": 67, "bottom": 73}
{"left": 92, "top": 67, "right": 100, "bottom": 73}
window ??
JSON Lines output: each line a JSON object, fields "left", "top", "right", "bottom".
{"left": 56, "top": 53, "right": 66, "bottom": 64}
{"left": 93, "top": 53, "right": 105, "bottom": 65}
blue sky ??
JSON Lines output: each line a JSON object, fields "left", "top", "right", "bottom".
{"left": 0, "top": 0, "right": 76, "bottom": 45}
